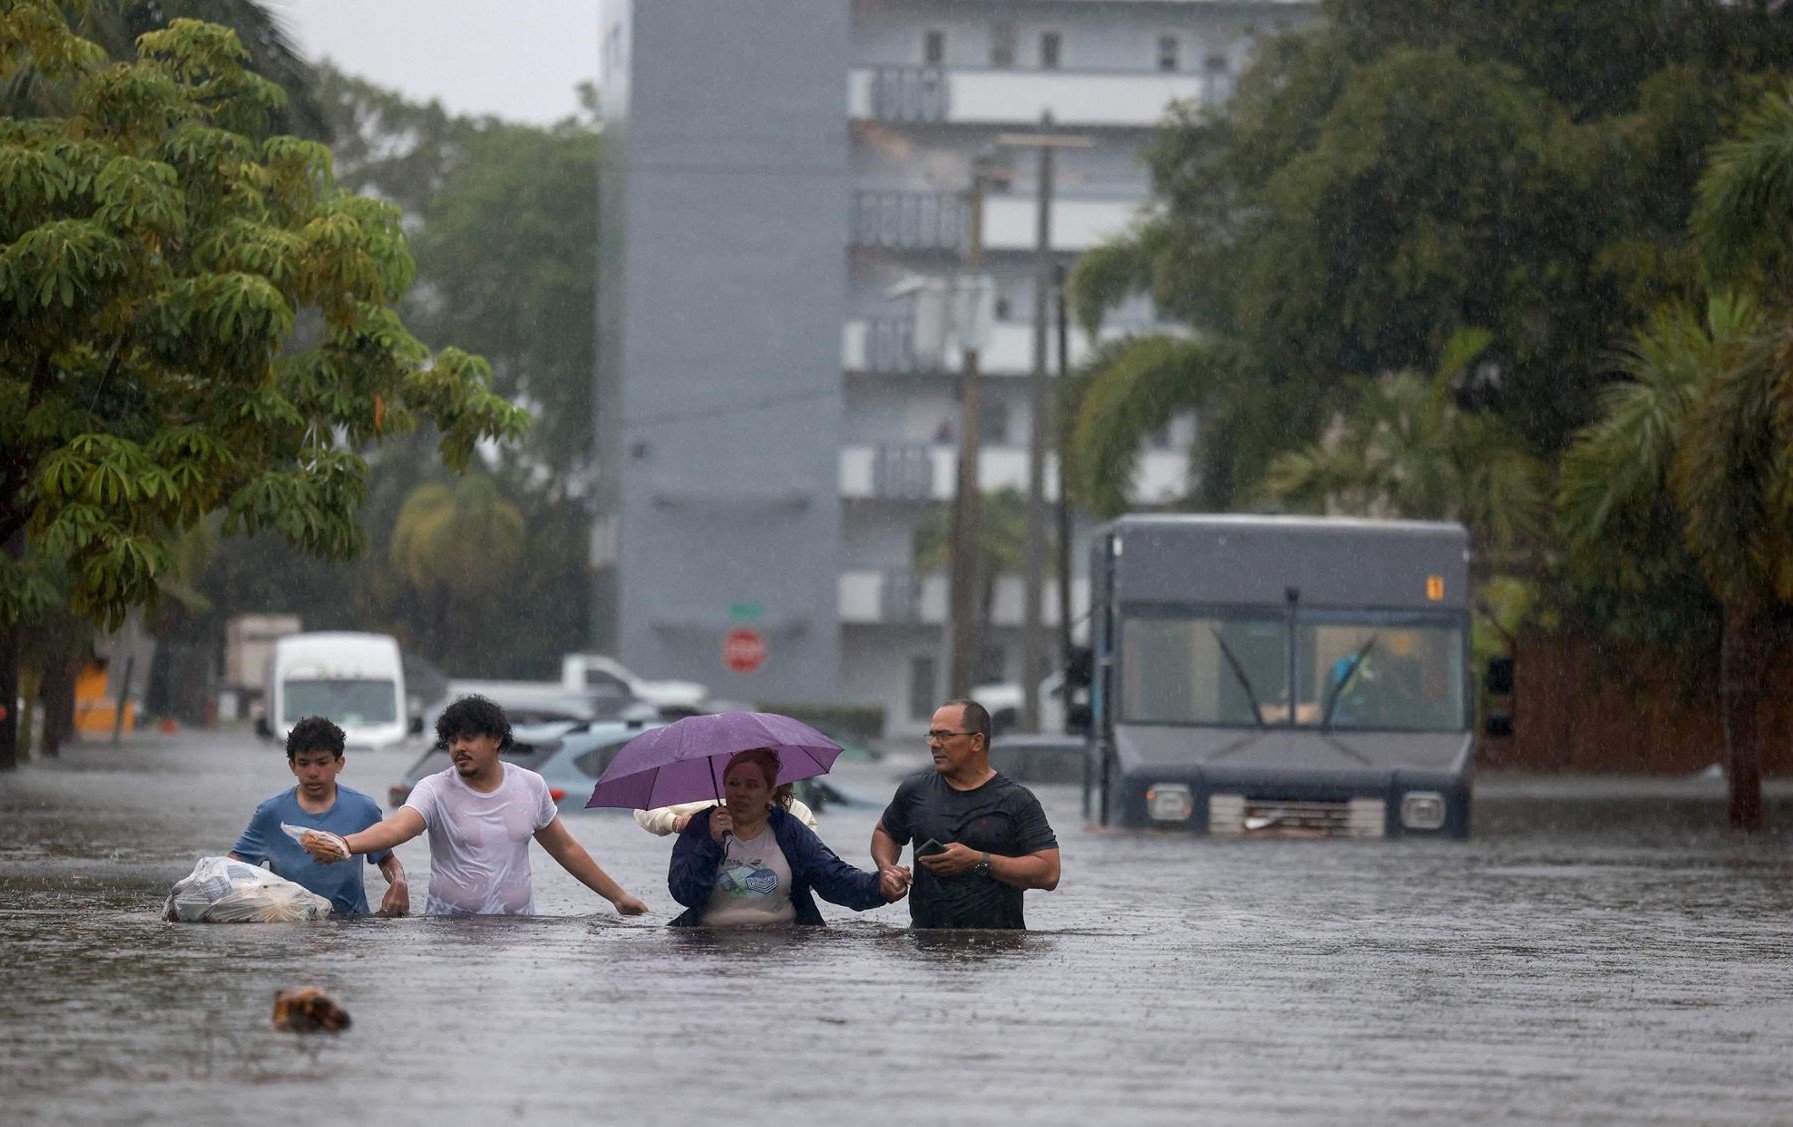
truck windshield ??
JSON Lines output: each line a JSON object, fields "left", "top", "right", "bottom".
{"left": 1121, "top": 611, "right": 1287, "bottom": 726}
{"left": 1120, "top": 609, "right": 1466, "bottom": 731}
{"left": 283, "top": 679, "right": 398, "bottom": 725}
{"left": 1296, "top": 614, "right": 1465, "bottom": 732}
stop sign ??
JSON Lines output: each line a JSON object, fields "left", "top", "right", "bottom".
{"left": 722, "top": 628, "right": 765, "bottom": 674}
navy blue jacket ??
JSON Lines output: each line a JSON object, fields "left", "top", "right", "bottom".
{"left": 668, "top": 806, "right": 885, "bottom": 926}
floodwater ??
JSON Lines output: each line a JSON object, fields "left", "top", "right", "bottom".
{"left": 2, "top": 731, "right": 1791, "bottom": 1127}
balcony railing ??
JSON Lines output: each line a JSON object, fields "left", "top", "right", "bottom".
{"left": 837, "top": 569, "right": 1090, "bottom": 627}
{"left": 844, "top": 318, "right": 1183, "bottom": 375}
{"left": 867, "top": 65, "right": 950, "bottom": 124}
{"left": 850, "top": 191, "right": 1135, "bottom": 254}
{"left": 852, "top": 190, "right": 969, "bottom": 251}
{"left": 862, "top": 317, "right": 917, "bottom": 372}
{"left": 850, "top": 66, "right": 1210, "bottom": 128}
{"left": 880, "top": 568, "right": 923, "bottom": 623}
{"left": 840, "top": 444, "right": 1187, "bottom": 504}
{"left": 871, "top": 442, "right": 936, "bottom": 500}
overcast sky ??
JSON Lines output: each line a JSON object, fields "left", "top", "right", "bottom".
{"left": 269, "top": 1, "right": 600, "bottom": 125}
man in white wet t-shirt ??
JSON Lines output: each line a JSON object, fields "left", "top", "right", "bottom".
{"left": 302, "top": 695, "right": 649, "bottom": 917}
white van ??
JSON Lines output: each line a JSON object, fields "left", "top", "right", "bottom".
{"left": 257, "top": 632, "right": 412, "bottom": 749}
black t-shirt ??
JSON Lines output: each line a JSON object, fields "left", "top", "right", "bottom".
{"left": 879, "top": 769, "right": 1058, "bottom": 929}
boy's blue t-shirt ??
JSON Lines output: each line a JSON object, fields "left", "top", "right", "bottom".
{"left": 231, "top": 785, "right": 391, "bottom": 914}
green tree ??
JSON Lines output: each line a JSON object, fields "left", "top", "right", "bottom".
{"left": 0, "top": 8, "right": 527, "bottom": 767}
{"left": 388, "top": 474, "right": 525, "bottom": 665}
{"left": 1558, "top": 295, "right": 1780, "bottom": 829}
{"left": 318, "top": 67, "right": 600, "bottom": 484}
{"left": 913, "top": 489, "right": 1031, "bottom": 682}
{"left": 1265, "top": 329, "right": 1550, "bottom": 571}
{"left": 1067, "top": 7, "right": 1793, "bottom": 512}
{"left": 2, "top": 1, "right": 327, "bottom": 137}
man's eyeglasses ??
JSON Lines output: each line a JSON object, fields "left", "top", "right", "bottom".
{"left": 925, "top": 730, "right": 976, "bottom": 744}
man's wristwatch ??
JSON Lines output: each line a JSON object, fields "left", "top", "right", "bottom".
{"left": 972, "top": 852, "right": 991, "bottom": 877}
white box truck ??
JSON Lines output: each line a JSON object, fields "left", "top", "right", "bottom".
{"left": 256, "top": 632, "right": 414, "bottom": 749}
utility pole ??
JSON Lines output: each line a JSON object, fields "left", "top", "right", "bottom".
{"left": 946, "top": 165, "right": 987, "bottom": 698}
{"left": 999, "top": 115, "right": 1090, "bottom": 731}
{"left": 1055, "top": 261, "right": 1074, "bottom": 668}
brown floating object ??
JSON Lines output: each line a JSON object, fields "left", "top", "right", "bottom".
{"left": 271, "top": 986, "right": 350, "bottom": 1032}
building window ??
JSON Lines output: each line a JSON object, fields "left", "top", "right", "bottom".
{"left": 1204, "top": 54, "right": 1233, "bottom": 102}
{"left": 923, "top": 29, "right": 945, "bottom": 66}
{"left": 977, "top": 644, "right": 1007, "bottom": 686}
{"left": 991, "top": 22, "right": 1015, "bottom": 68}
{"left": 909, "top": 656, "right": 937, "bottom": 720}
{"left": 979, "top": 395, "right": 1010, "bottom": 445}
{"left": 1040, "top": 31, "right": 1061, "bottom": 70}
{"left": 1157, "top": 35, "right": 1179, "bottom": 72}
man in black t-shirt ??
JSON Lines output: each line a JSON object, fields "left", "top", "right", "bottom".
{"left": 872, "top": 698, "right": 1060, "bottom": 929}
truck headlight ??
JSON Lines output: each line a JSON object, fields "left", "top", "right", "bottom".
{"left": 1400, "top": 791, "right": 1446, "bottom": 831}
{"left": 1146, "top": 783, "right": 1193, "bottom": 822}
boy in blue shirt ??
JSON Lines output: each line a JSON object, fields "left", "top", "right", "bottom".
{"left": 230, "top": 716, "right": 409, "bottom": 916}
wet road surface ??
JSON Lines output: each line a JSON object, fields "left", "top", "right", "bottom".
{"left": 2, "top": 730, "right": 1791, "bottom": 1126}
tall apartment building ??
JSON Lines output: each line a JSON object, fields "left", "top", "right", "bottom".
{"left": 596, "top": 0, "right": 1318, "bottom": 733}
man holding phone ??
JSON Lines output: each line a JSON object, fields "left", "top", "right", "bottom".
{"left": 871, "top": 698, "right": 1060, "bottom": 929}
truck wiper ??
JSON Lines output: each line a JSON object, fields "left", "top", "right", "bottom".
{"left": 1210, "top": 629, "right": 1269, "bottom": 728}
{"left": 1320, "top": 635, "right": 1379, "bottom": 732}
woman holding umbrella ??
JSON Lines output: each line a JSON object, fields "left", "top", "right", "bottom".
{"left": 668, "top": 748, "right": 905, "bottom": 926}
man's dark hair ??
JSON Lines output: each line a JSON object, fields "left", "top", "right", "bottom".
{"left": 944, "top": 698, "right": 991, "bottom": 748}
{"left": 286, "top": 716, "right": 346, "bottom": 761}
{"left": 435, "top": 694, "right": 513, "bottom": 750}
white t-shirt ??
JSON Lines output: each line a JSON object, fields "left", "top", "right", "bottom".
{"left": 403, "top": 764, "right": 559, "bottom": 916}
{"left": 699, "top": 824, "right": 796, "bottom": 926}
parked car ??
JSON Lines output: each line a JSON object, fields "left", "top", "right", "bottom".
{"left": 422, "top": 679, "right": 655, "bottom": 739}
{"left": 973, "top": 672, "right": 1066, "bottom": 737}
{"left": 987, "top": 733, "right": 1086, "bottom": 785}
{"left": 561, "top": 653, "right": 708, "bottom": 718}
{"left": 389, "top": 720, "right": 662, "bottom": 809}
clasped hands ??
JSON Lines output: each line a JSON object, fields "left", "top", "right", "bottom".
{"left": 877, "top": 864, "right": 911, "bottom": 902}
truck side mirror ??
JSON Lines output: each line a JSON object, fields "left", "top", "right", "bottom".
{"left": 1065, "top": 646, "right": 1093, "bottom": 687}
{"left": 409, "top": 715, "right": 425, "bottom": 736}
{"left": 1064, "top": 646, "right": 1094, "bottom": 735}
{"left": 1065, "top": 703, "right": 1093, "bottom": 735}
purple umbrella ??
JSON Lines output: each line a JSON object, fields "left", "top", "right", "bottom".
{"left": 584, "top": 710, "right": 844, "bottom": 810}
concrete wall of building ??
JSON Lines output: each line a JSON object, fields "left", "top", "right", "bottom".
{"left": 840, "top": 623, "right": 946, "bottom": 733}
{"left": 597, "top": 0, "right": 849, "bottom": 702}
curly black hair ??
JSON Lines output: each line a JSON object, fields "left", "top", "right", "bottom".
{"left": 434, "top": 694, "right": 513, "bottom": 751}
{"left": 285, "top": 715, "right": 346, "bottom": 760}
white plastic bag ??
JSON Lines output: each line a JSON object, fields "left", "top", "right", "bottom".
{"left": 279, "top": 822, "right": 349, "bottom": 861}
{"left": 164, "top": 856, "right": 333, "bottom": 923}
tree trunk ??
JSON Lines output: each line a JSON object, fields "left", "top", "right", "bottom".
{"left": 0, "top": 530, "right": 21, "bottom": 771}
{"left": 1719, "top": 602, "right": 1765, "bottom": 832}
{"left": 39, "top": 652, "right": 79, "bottom": 757}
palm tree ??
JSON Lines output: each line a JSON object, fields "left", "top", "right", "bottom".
{"left": 1060, "top": 237, "right": 1334, "bottom": 517}
{"left": 1559, "top": 294, "right": 1780, "bottom": 831}
{"left": 1265, "top": 328, "right": 1550, "bottom": 573}
{"left": 913, "top": 489, "right": 1031, "bottom": 681}
{"left": 390, "top": 475, "right": 525, "bottom": 662}
{"left": 1, "top": 1, "right": 326, "bottom": 136}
